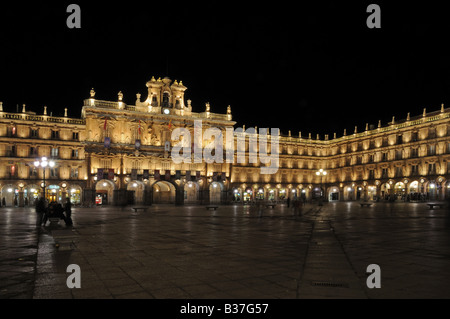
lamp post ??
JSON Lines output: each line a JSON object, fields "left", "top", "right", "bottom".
{"left": 34, "top": 157, "right": 55, "bottom": 202}
{"left": 316, "top": 169, "right": 327, "bottom": 206}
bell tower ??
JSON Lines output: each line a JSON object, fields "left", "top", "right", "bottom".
{"left": 144, "top": 76, "right": 188, "bottom": 116}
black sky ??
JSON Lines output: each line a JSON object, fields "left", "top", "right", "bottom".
{"left": 1, "top": 1, "right": 450, "bottom": 137}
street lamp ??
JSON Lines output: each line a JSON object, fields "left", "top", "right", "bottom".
{"left": 316, "top": 169, "right": 327, "bottom": 205}
{"left": 34, "top": 157, "right": 55, "bottom": 201}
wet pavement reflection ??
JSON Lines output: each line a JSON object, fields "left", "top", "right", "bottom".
{"left": 0, "top": 202, "right": 449, "bottom": 299}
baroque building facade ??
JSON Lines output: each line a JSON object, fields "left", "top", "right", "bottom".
{"left": 0, "top": 77, "right": 449, "bottom": 207}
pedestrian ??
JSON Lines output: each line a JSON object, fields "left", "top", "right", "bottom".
{"left": 35, "top": 197, "right": 46, "bottom": 227}
{"left": 64, "top": 198, "right": 73, "bottom": 226}
{"left": 293, "top": 199, "right": 303, "bottom": 218}
{"left": 55, "top": 203, "right": 67, "bottom": 223}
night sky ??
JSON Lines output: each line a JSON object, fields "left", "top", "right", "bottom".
{"left": 1, "top": 1, "right": 450, "bottom": 138}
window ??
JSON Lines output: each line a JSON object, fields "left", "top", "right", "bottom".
{"left": 411, "top": 132, "right": 418, "bottom": 142}
{"left": 369, "top": 169, "right": 375, "bottom": 180}
{"left": 395, "top": 166, "right": 402, "bottom": 177}
{"left": 411, "top": 165, "right": 419, "bottom": 176}
{"left": 397, "top": 135, "right": 403, "bottom": 144}
{"left": 411, "top": 148, "right": 418, "bottom": 158}
{"left": 29, "top": 166, "right": 38, "bottom": 177}
{"left": 7, "top": 126, "right": 17, "bottom": 137}
{"left": 428, "top": 145, "right": 436, "bottom": 156}
{"left": 6, "top": 145, "right": 16, "bottom": 157}
{"left": 51, "top": 147, "right": 59, "bottom": 158}
{"left": 51, "top": 130, "right": 59, "bottom": 139}
{"left": 162, "top": 92, "right": 170, "bottom": 108}
{"left": 358, "top": 143, "right": 363, "bottom": 151}
{"left": 346, "top": 157, "right": 351, "bottom": 166}
{"left": 50, "top": 167, "right": 58, "bottom": 178}
{"left": 151, "top": 96, "right": 158, "bottom": 107}
{"left": 71, "top": 149, "right": 79, "bottom": 159}
{"left": 356, "top": 156, "right": 362, "bottom": 164}
{"left": 70, "top": 168, "right": 79, "bottom": 178}
{"left": 428, "top": 128, "right": 436, "bottom": 139}
{"left": 100, "top": 159, "right": 112, "bottom": 169}
{"left": 382, "top": 152, "right": 388, "bottom": 161}
{"left": 72, "top": 132, "right": 79, "bottom": 140}
{"left": 162, "top": 161, "right": 171, "bottom": 171}
{"left": 428, "top": 163, "right": 436, "bottom": 175}
{"left": 368, "top": 154, "right": 374, "bottom": 163}
{"left": 381, "top": 168, "right": 388, "bottom": 178}
{"left": 10, "top": 165, "right": 18, "bottom": 178}
{"left": 396, "top": 150, "right": 402, "bottom": 160}
{"left": 29, "top": 146, "right": 37, "bottom": 157}
{"left": 30, "top": 128, "right": 38, "bottom": 138}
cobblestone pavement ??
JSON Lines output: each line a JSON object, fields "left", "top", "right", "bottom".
{"left": 1, "top": 202, "right": 449, "bottom": 299}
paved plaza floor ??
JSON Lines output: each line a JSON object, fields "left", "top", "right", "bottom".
{"left": 1, "top": 201, "right": 450, "bottom": 299}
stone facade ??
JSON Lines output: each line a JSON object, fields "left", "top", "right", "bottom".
{"left": 0, "top": 78, "right": 449, "bottom": 207}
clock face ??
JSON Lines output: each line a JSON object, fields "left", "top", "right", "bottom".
{"left": 163, "top": 108, "right": 170, "bottom": 115}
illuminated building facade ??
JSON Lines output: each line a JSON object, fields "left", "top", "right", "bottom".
{"left": 1, "top": 77, "right": 449, "bottom": 206}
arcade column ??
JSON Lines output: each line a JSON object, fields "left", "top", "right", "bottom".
{"left": 18, "top": 183, "right": 25, "bottom": 207}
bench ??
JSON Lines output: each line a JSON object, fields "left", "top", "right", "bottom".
{"left": 426, "top": 203, "right": 445, "bottom": 209}
{"left": 132, "top": 207, "right": 148, "bottom": 212}
{"left": 266, "top": 204, "right": 276, "bottom": 209}
{"left": 206, "top": 206, "right": 219, "bottom": 211}
{"left": 360, "top": 203, "right": 373, "bottom": 207}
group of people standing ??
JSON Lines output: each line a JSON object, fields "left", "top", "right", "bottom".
{"left": 35, "top": 198, "right": 73, "bottom": 227}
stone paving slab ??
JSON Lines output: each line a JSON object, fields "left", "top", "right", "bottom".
{"left": 1, "top": 202, "right": 450, "bottom": 299}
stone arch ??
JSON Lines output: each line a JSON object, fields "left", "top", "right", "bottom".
{"left": 127, "top": 180, "right": 146, "bottom": 205}
{"left": 327, "top": 186, "right": 340, "bottom": 202}
{"left": 184, "top": 181, "right": 200, "bottom": 204}
{"left": 1, "top": 184, "right": 17, "bottom": 207}
{"left": 151, "top": 180, "right": 182, "bottom": 205}
{"left": 68, "top": 184, "right": 83, "bottom": 205}
{"left": 95, "top": 179, "right": 116, "bottom": 205}
{"left": 209, "top": 181, "right": 224, "bottom": 204}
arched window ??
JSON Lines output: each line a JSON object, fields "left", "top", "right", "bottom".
{"left": 162, "top": 92, "right": 170, "bottom": 108}
{"left": 151, "top": 96, "right": 158, "bottom": 107}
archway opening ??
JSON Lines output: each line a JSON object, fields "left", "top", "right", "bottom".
{"left": 232, "top": 188, "right": 242, "bottom": 202}
{"left": 428, "top": 181, "right": 437, "bottom": 200}
{"left": 394, "top": 182, "right": 406, "bottom": 200}
{"left": 47, "top": 185, "right": 61, "bottom": 203}
{"left": 26, "top": 184, "right": 40, "bottom": 206}
{"left": 380, "top": 183, "right": 391, "bottom": 200}
{"left": 127, "top": 181, "right": 145, "bottom": 205}
{"left": 367, "top": 186, "right": 377, "bottom": 201}
{"left": 1, "top": 185, "right": 16, "bottom": 207}
{"left": 209, "top": 182, "right": 222, "bottom": 204}
{"left": 185, "top": 181, "right": 199, "bottom": 203}
{"left": 68, "top": 185, "right": 82, "bottom": 205}
{"left": 153, "top": 181, "right": 176, "bottom": 204}
{"left": 96, "top": 180, "right": 115, "bottom": 205}
{"left": 328, "top": 187, "right": 340, "bottom": 201}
